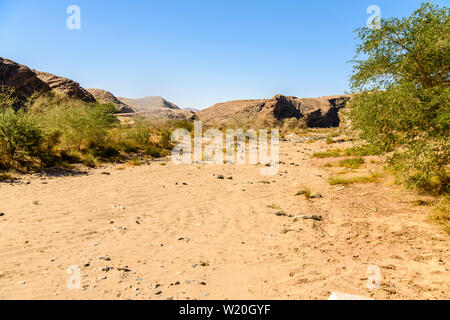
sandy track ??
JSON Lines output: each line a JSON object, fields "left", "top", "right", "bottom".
{"left": 0, "top": 140, "right": 448, "bottom": 300}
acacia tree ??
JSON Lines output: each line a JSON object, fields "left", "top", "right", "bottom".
{"left": 348, "top": 2, "right": 449, "bottom": 194}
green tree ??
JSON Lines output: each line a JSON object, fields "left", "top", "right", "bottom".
{"left": 348, "top": 2, "right": 449, "bottom": 194}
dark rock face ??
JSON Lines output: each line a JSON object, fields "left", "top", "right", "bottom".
{"left": 35, "top": 71, "right": 95, "bottom": 103}
{"left": 198, "top": 94, "right": 351, "bottom": 128}
{"left": 0, "top": 57, "right": 50, "bottom": 100}
{"left": 87, "top": 88, "right": 134, "bottom": 113}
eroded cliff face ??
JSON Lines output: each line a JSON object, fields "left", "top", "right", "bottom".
{"left": 35, "top": 71, "right": 95, "bottom": 103}
{"left": 198, "top": 94, "right": 351, "bottom": 128}
{"left": 0, "top": 57, "right": 50, "bottom": 101}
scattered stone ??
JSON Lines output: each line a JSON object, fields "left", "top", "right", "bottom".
{"left": 118, "top": 266, "right": 132, "bottom": 272}
{"left": 293, "top": 214, "right": 323, "bottom": 221}
{"left": 199, "top": 282, "right": 206, "bottom": 286}
{"left": 155, "top": 290, "right": 162, "bottom": 295}
{"left": 18, "top": 281, "right": 26, "bottom": 285}
{"left": 282, "top": 228, "right": 302, "bottom": 234}
{"left": 166, "top": 297, "right": 174, "bottom": 300}
{"left": 269, "top": 211, "right": 292, "bottom": 217}
{"left": 217, "top": 175, "right": 225, "bottom": 180}
{"left": 310, "top": 193, "right": 323, "bottom": 199}
{"left": 101, "top": 172, "right": 110, "bottom": 175}
{"left": 226, "top": 176, "right": 233, "bottom": 180}
{"left": 0, "top": 213, "right": 5, "bottom": 217}
{"left": 182, "top": 182, "right": 188, "bottom": 185}
{"left": 101, "top": 267, "right": 114, "bottom": 272}
{"left": 99, "top": 256, "right": 111, "bottom": 261}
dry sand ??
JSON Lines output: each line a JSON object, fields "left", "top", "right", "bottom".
{"left": 0, "top": 138, "right": 448, "bottom": 300}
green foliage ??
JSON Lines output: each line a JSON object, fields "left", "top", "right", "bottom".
{"left": 351, "top": 2, "right": 449, "bottom": 91}
{"left": 430, "top": 196, "right": 450, "bottom": 234}
{"left": 145, "top": 144, "right": 163, "bottom": 158}
{"left": 126, "top": 117, "right": 151, "bottom": 146}
{"left": 348, "top": 2, "right": 450, "bottom": 194}
{"left": 39, "top": 103, "right": 117, "bottom": 151}
{"left": 0, "top": 108, "right": 43, "bottom": 160}
{"left": 0, "top": 87, "right": 179, "bottom": 172}
{"left": 0, "top": 86, "right": 17, "bottom": 111}
{"left": 160, "top": 129, "right": 172, "bottom": 149}
{"left": 166, "top": 119, "right": 194, "bottom": 132}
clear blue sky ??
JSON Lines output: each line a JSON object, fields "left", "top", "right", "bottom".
{"left": 0, "top": 0, "right": 448, "bottom": 109}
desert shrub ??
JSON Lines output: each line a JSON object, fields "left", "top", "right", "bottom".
{"left": 166, "top": 119, "right": 194, "bottom": 132}
{"left": 39, "top": 103, "right": 117, "bottom": 152}
{"left": 125, "top": 117, "right": 151, "bottom": 146}
{"left": 0, "top": 86, "right": 17, "bottom": 111}
{"left": 145, "top": 144, "right": 164, "bottom": 158}
{"left": 348, "top": 2, "right": 450, "bottom": 194}
{"left": 83, "top": 153, "right": 99, "bottom": 168}
{"left": 0, "top": 108, "right": 43, "bottom": 161}
{"left": 160, "top": 129, "right": 172, "bottom": 149}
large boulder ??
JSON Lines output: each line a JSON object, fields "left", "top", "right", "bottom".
{"left": 0, "top": 57, "right": 50, "bottom": 100}
{"left": 35, "top": 71, "right": 95, "bottom": 103}
{"left": 87, "top": 88, "right": 134, "bottom": 113}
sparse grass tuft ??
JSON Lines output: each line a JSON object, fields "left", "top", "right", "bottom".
{"left": 311, "top": 149, "right": 343, "bottom": 158}
{"left": 337, "top": 157, "right": 365, "bottom": 169}
{"left": 411, "top": 199, "right": 432, "bottom": 207}
{"left": 329, "top": 172, "right": 382, "bottom": 186}
{"left": 0, "top": 170, "right": 16, "bottom": 181}
{"left": 266, "top": 203, "right": 281, "bottom": 209}
{"left": 296, "top": 187, "right": 311, "bottom": 199}
{"left": 126, "top": 158, "right": 142, "bottom": 167}
{"left": 430, "top": 196, "right": 450, "bottom": 235}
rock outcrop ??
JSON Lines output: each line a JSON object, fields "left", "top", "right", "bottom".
{"left": 197, "top": 94, "right": 350, "bottom": 128}
{"left": 35, "top": 71, "right": 95, "bottom": 103}
{"left": 87, "top": 88, "right": 134, "bottom": 113}
{"left": 0, "top": 57, "right": 50, "bottom": 100}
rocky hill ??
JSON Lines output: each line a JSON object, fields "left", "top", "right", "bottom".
{"left": 87, "top": 88, "right": 134, "bottom": 113}
{"left": 118, "top": 96, "right": 196, "bottom": 121}
{"left": 34, "top": 71, "right": 95, "bottom": 103}
{"left": 197, "top": 94, "right": 350, "bottom": 128}
{"left": 0, "top": 57, "right": 50, "bottom": 102}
